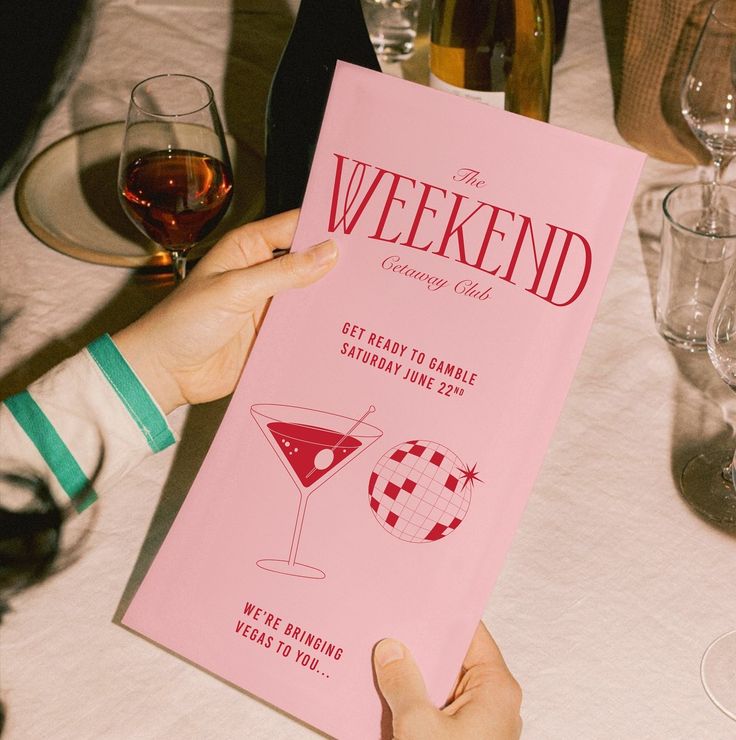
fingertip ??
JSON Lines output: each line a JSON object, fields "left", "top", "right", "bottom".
{"left": 275, "top": 239, "right": 337, "bottom": 286}
{"left": 374, "top": 638, "right": 405, "bottom": 668}
{"left": 373, "top": 639, "right": 438, "bottom": 735}
{"left": 305, "top": 239, "right": 338, "bottom": 270}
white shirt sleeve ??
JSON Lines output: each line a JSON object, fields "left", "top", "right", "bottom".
{"left": 0, "top": 334, "right": 176, "bottom": 512}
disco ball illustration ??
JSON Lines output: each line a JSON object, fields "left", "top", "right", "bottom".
{"left": 368, "top": 440, "right": 480, "bottom": 543}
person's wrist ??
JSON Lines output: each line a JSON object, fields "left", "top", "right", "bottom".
{"left": 112, "top": 325, "right": 184, "bottom": 415}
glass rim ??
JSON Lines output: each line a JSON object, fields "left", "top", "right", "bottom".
{"left": 663, "top": 182, "right": 736, "bottom": 238}
{"left": 711, "top": 0, "right": 736, "bottom": 32}
{"left": 130, "top": 73, "right": 214, "bottom": 119}
{"left": 250, "top": 404, "right": 382, "bottom": 439}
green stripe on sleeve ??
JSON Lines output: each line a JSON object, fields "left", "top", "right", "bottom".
{"left": 3, "top": 391, "right": 98, "bottom": 512}
{"left": 87, "top": 334, "right": 175, "bottom": 453}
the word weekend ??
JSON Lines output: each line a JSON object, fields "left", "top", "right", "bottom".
{"left": 326, "top": 154, "right": 593, "bottom": 307}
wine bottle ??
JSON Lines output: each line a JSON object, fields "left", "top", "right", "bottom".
{"left": 264, "top": 0, "right": 381, "bottom": 217}
{"left": 552, "top": 0, "right": 569, "bottom": 63}
{"left": 429, "top": 0, "right": 553, "bottom": 122}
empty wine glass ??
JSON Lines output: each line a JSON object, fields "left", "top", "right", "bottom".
{"left": 681, "top": 0, "right": 736, "bottom": 232}
{"left": 118, "top": 74, "right": 233, "bottom": 281}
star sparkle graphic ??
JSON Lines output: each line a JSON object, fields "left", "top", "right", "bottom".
{"left": 458, "top": 462, "right": 483, "bottom": 491}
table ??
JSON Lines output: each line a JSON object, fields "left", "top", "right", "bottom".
{"left": 1, "top": 1, "right": 734, "bottom": 738}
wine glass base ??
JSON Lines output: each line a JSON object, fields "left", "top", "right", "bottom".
{"left": 679, "top": 448, "right": 736, "bottom": 527}
{"left": 701, "top": 630, "right": 736, "bottom": 721}
{"left": 256, "top": 558, "right": 325, "bottom": 579}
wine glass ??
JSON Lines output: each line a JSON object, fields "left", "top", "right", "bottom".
{"left": 251, "top": 403, "right": 382, "bottom": 579}
{"left": 118, "top": 74, "right": 233, "bottom": 282}
{"left": 681, "top": 0, "right": 736, "bottom": 232}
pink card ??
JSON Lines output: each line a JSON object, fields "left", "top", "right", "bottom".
{"left": 123, "top": 63, "right": 645, "bottom": 738}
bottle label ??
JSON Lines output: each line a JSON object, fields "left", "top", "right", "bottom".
{"left": 429, "top": 73, "right": 505, "bottom": 110}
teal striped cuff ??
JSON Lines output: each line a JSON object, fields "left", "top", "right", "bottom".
{"left": 87, "top": 334, "right": 176, "bottom": 453}
{"left": 3, "top": 391, "right": 98, "bottom": 512}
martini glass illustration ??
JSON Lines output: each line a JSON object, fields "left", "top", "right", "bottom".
{"left": 251, "top": 403, "right": 382, "bottom": 579}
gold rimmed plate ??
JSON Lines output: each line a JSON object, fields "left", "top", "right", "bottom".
{"left": 15, "top": 122, "right": 263, "bottom": 268}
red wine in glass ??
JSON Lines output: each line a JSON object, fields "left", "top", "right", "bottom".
{"left": 121, "top": 148, "right": 232, "bottom": 249}
{"left": 122, "top": 149, "right": 233, "bottom": 248}
{"left": 118, "top": 74, "right": 232, "bottom": 281}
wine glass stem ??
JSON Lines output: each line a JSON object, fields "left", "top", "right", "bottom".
{"left": 713, "top": 156, "right": 726, "bottom": 186}
{"left": 701, "top": 156, "right": 732, "bottom": 233}
{"left": 171, "top": 250, "right": 188, "bottom": 282}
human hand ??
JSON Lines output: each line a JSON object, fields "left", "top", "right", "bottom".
{"left": 373, "top": 622, "right": 522, "bottom": 740}
{"left": 113, "top": 210, "right": 337, "bottom": 414}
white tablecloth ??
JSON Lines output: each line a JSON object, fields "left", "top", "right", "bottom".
{"left": 1, "top": 1, "right": 735, "bottom": 738}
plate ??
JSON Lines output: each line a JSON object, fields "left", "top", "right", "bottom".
{"left": 15, "top": 122, "right": 263, "bottom": 267}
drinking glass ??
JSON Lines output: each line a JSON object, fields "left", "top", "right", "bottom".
{"left": 118, "top": 74, "right": 233, "bottom": 282}
{"left": 361, "top": 0, "right": 421, "bottom": 62}
{"left": 681, "top": 0, "right": 736, "bottom": 231}
{"left": 251, "top": 403, "right": 382, "bottom": 579}
{"left": 655, "top": 182, "right": 736, "bottom": 351}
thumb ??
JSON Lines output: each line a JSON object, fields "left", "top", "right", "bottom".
{"left": 224, "top": 239, "right": 338, "bottom": 310}
{"left": 374, "top": 639, "right": 434, "bottom": 721}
